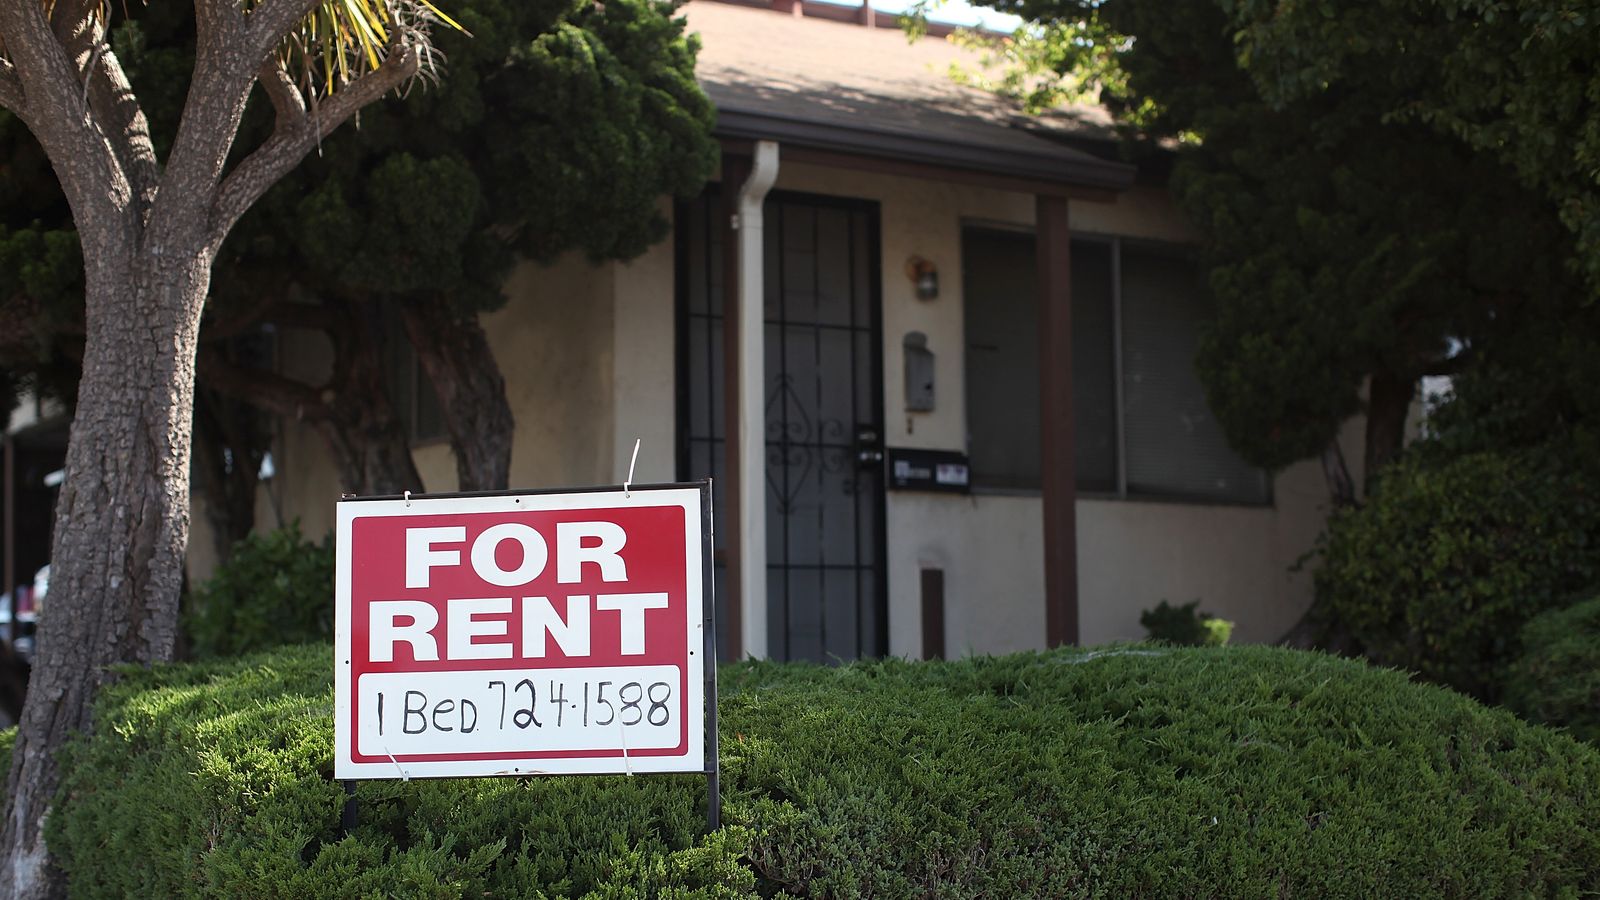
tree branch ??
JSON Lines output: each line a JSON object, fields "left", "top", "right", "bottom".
{"left": 1320, "top": 439, "right": 1358, "bottom": 509}
{"left": 201, "top": 292, "right": 286, "bottom": 342}
{"left": 198, "top": 346, "right": 329, "bottom": 422}
{"left": 256, "top": 58, "right": 305, "bottom": 123}
{"left": 262, "top": 299, "right": 347, "bottom": 334}
{"left": 34, "top": 3, "right": 159, "bottom": 221}
{"left": 202, "top": 285, "right": 348, "bottom": 340}
{"left": 0, "top": 1, "right": 133, "bottom": 234}
{"left": 47, "top": 0, "right": 103, "bottom": 48}
{"left": 242, "top": 0, "right": 325, "bottom": 63}
{"left": 83, "top": 46, "right": 159, "bottom": 215}
{"left": 208, "top": 44, "right": 421, "bottom": 249}
{"left": 0, "top": 57, "right": 22, "bottom": 116}
{"left": 192, "top": 0, "right": 248, "bottom": 44}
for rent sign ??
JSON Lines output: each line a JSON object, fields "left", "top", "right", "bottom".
{"left": 334, "top": 485, "right": 711, "bottom": 780}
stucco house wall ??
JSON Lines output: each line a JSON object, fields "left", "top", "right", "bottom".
{"left": 189, "top": 153, "right": 1355, "bottom": 655}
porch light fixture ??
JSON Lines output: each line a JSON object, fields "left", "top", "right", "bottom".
{"left": 905, "top": 256, "right": 939, "bottom": 300}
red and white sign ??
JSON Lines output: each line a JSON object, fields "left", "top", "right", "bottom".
{"left": 334, "top": 486, "right": 708, "bottom": 779}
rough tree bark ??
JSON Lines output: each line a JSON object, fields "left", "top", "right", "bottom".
{"left": 0, "top": 0, "right": 426, "bottom": 892}
{"left": 400, "top": 298, "right": 514, "bottom": 491}
{"left": 4, "top": 253, "right": 211, "bottom": 894}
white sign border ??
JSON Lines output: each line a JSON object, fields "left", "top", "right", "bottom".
{"left": 334, "top": 485, "right": 708, "bottom": 780}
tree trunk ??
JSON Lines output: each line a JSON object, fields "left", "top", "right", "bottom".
{"left": 192, "top": 386, "right": 264, "bottom": 562}
{"left": 1363, "top": 369, "right": 1415, "bottom": 491}
{"left": 400, "top": 300, "right": 513, "bottom": 492}
{"left": 1319, "top": 439, "right": 1358, "bottom": 509}
{"left": 318, "top": 303, "right": 423, "bottom": 496}
{"left": 313, "top": 408, "right": 423, "bottom": 497}
{"left": 1, "top": 249, "right": 209, "bottom": 898}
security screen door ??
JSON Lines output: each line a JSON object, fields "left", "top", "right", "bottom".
{"left": 677, "top": 189, "right": 887, "bottom": 662}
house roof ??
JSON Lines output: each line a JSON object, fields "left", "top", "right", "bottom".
{"left": 682, "top": 0, "right": 1135, "bottom": 194}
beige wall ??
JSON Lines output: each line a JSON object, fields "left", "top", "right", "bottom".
{"left": 491, "top": 257, "right": 619, "bottom": 490}
{"left": 771, "top": 160, "right": 1333, "bottom": 655}
{"left": 190, "top": 247, "right": 639, "bottom": 585}
{"left": 610, "top": 208, "right": 681, "bottom": 486}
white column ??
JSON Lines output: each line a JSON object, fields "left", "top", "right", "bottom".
{"left": 735, "top": 141, "right": 779, "bottom": 659}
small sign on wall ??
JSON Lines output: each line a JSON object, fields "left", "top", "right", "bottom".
{"left": 887, "top": 448, "right": 971, "bottom": 493}
{"left": 334, "top": 484, "right": 713, "bottom": 781}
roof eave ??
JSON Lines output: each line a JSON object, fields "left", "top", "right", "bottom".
{"left": 714, "top": 106, "right": 1138, "bottom": 195}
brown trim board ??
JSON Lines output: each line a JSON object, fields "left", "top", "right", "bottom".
{"left": 1036, "top": 194, "right": 1080, "bottom": 647}
{"left": 921, "top": 568, "right": 945, "bottom": 660}
{"left": 779, "top": 147, "right": 1118, "bottom": 203}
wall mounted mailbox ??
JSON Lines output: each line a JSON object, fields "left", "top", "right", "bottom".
{"left": 903, "top": 331, "right": 935, "bottom": 412}
{"left": 887, "top": 448, "right": 970, "bottom": 494}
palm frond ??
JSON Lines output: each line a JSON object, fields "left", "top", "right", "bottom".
{"left": 266, "top": 0, "right": 467, "bottom": 99}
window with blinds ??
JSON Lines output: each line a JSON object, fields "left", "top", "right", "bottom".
{"left": 961, "top": 227, "right": 1269, "bottom": 505}
{"left": 381, "top": 307, "right": 446, "bottom": 445}
{"left": 1119, "top": 244, "right": 1269, "bottom": 503}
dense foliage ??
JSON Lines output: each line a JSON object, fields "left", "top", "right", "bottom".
{"left": 17, "top": 643, "right": 1600, "bottom": 896}
{"left": 959, "top": 0, "right": 1587, "bottom": 488}
{"left": 184, "top": 525, "right": 336, "bottom": 659}
{"left": 1223, "top": 0, "right": 1600, "bottom": 297}
{"left": 1504, "top": 596, "right": 1600, "bottom": 744}
{"left": 1138, "top": 599, "right": 1232, "bottom": 646}
{"left": 1314, "top": 444, "right": 1600, "bottom": 700}
{"left": 229, "top": 0, "right": 716, "bottom": 311}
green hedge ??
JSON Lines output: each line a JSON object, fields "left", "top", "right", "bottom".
{"left": 1315, "top": 445, "right": 1600, "bottom": 700}
{"left": 1504, "top": 596, "right": 1600, "bottom": 744}
{"left": 1139, "top": 599, "right": 1233, "bottom": 646}
{"left": 16, "top": 644, "right": 1600, "bottom": 897}
{"left": 185, "top": 524, "right": 336, "bottom": 659}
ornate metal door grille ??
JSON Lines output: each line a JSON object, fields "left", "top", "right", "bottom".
{"left": 676, "top": 189, "right": 887, "bottom": 662}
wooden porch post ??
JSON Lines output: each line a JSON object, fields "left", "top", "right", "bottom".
{"left": 1036, "top": 194, "right": 1079, "bottom": 646}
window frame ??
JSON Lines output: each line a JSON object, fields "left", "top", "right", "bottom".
{"left": 380, "top": 310, "right": 448, "bottom": 448}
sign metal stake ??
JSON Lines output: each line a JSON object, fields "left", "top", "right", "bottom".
{"left": 340, "top": 780, "right": 358, "bottom": 837}
{"left": 702, "top": 481, "right": 721, "bottom": 833}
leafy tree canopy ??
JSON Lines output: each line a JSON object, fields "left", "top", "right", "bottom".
{"left": 952, "top": 0, "right": 1587, "bottom": 480}
{"left": 1221, "top": 0, "right": 1600, "bottom": 295}
{"left": 217, "top": 0, "right": 715, "bottom": 319}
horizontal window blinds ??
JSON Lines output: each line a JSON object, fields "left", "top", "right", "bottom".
{"left": 1119, "top": 245, "right": 1269, "bottom": 503}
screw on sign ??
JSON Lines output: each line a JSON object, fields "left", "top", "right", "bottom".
{"left": 333, "top": 484, "right": 718, "bottom": 825}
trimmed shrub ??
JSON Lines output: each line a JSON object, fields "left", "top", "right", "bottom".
{"left": 1504, "top": 596, "right": 1600, "bottom": 743}
{"left": 37, "top": 645, "right": 751, "bottom": 898}
{"left": 1315, "top": 445, "right": 1600, "bottom": 699}
{"left": 185, "top": 523, "right": 336, "bottom": 658}
{"left": 16, "top": 643, "right": 1600, "bottom": 897}
{"left": 1140, "top": 599, "right": 1233, "bottom": 646}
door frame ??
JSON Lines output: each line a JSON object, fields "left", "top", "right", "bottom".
{"left": 673, "top": 185, "right": 889, "bottom": 660}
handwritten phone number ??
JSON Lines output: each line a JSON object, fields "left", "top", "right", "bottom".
{"left": 372, "top": 677, "right": 673, "bottom": 737}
